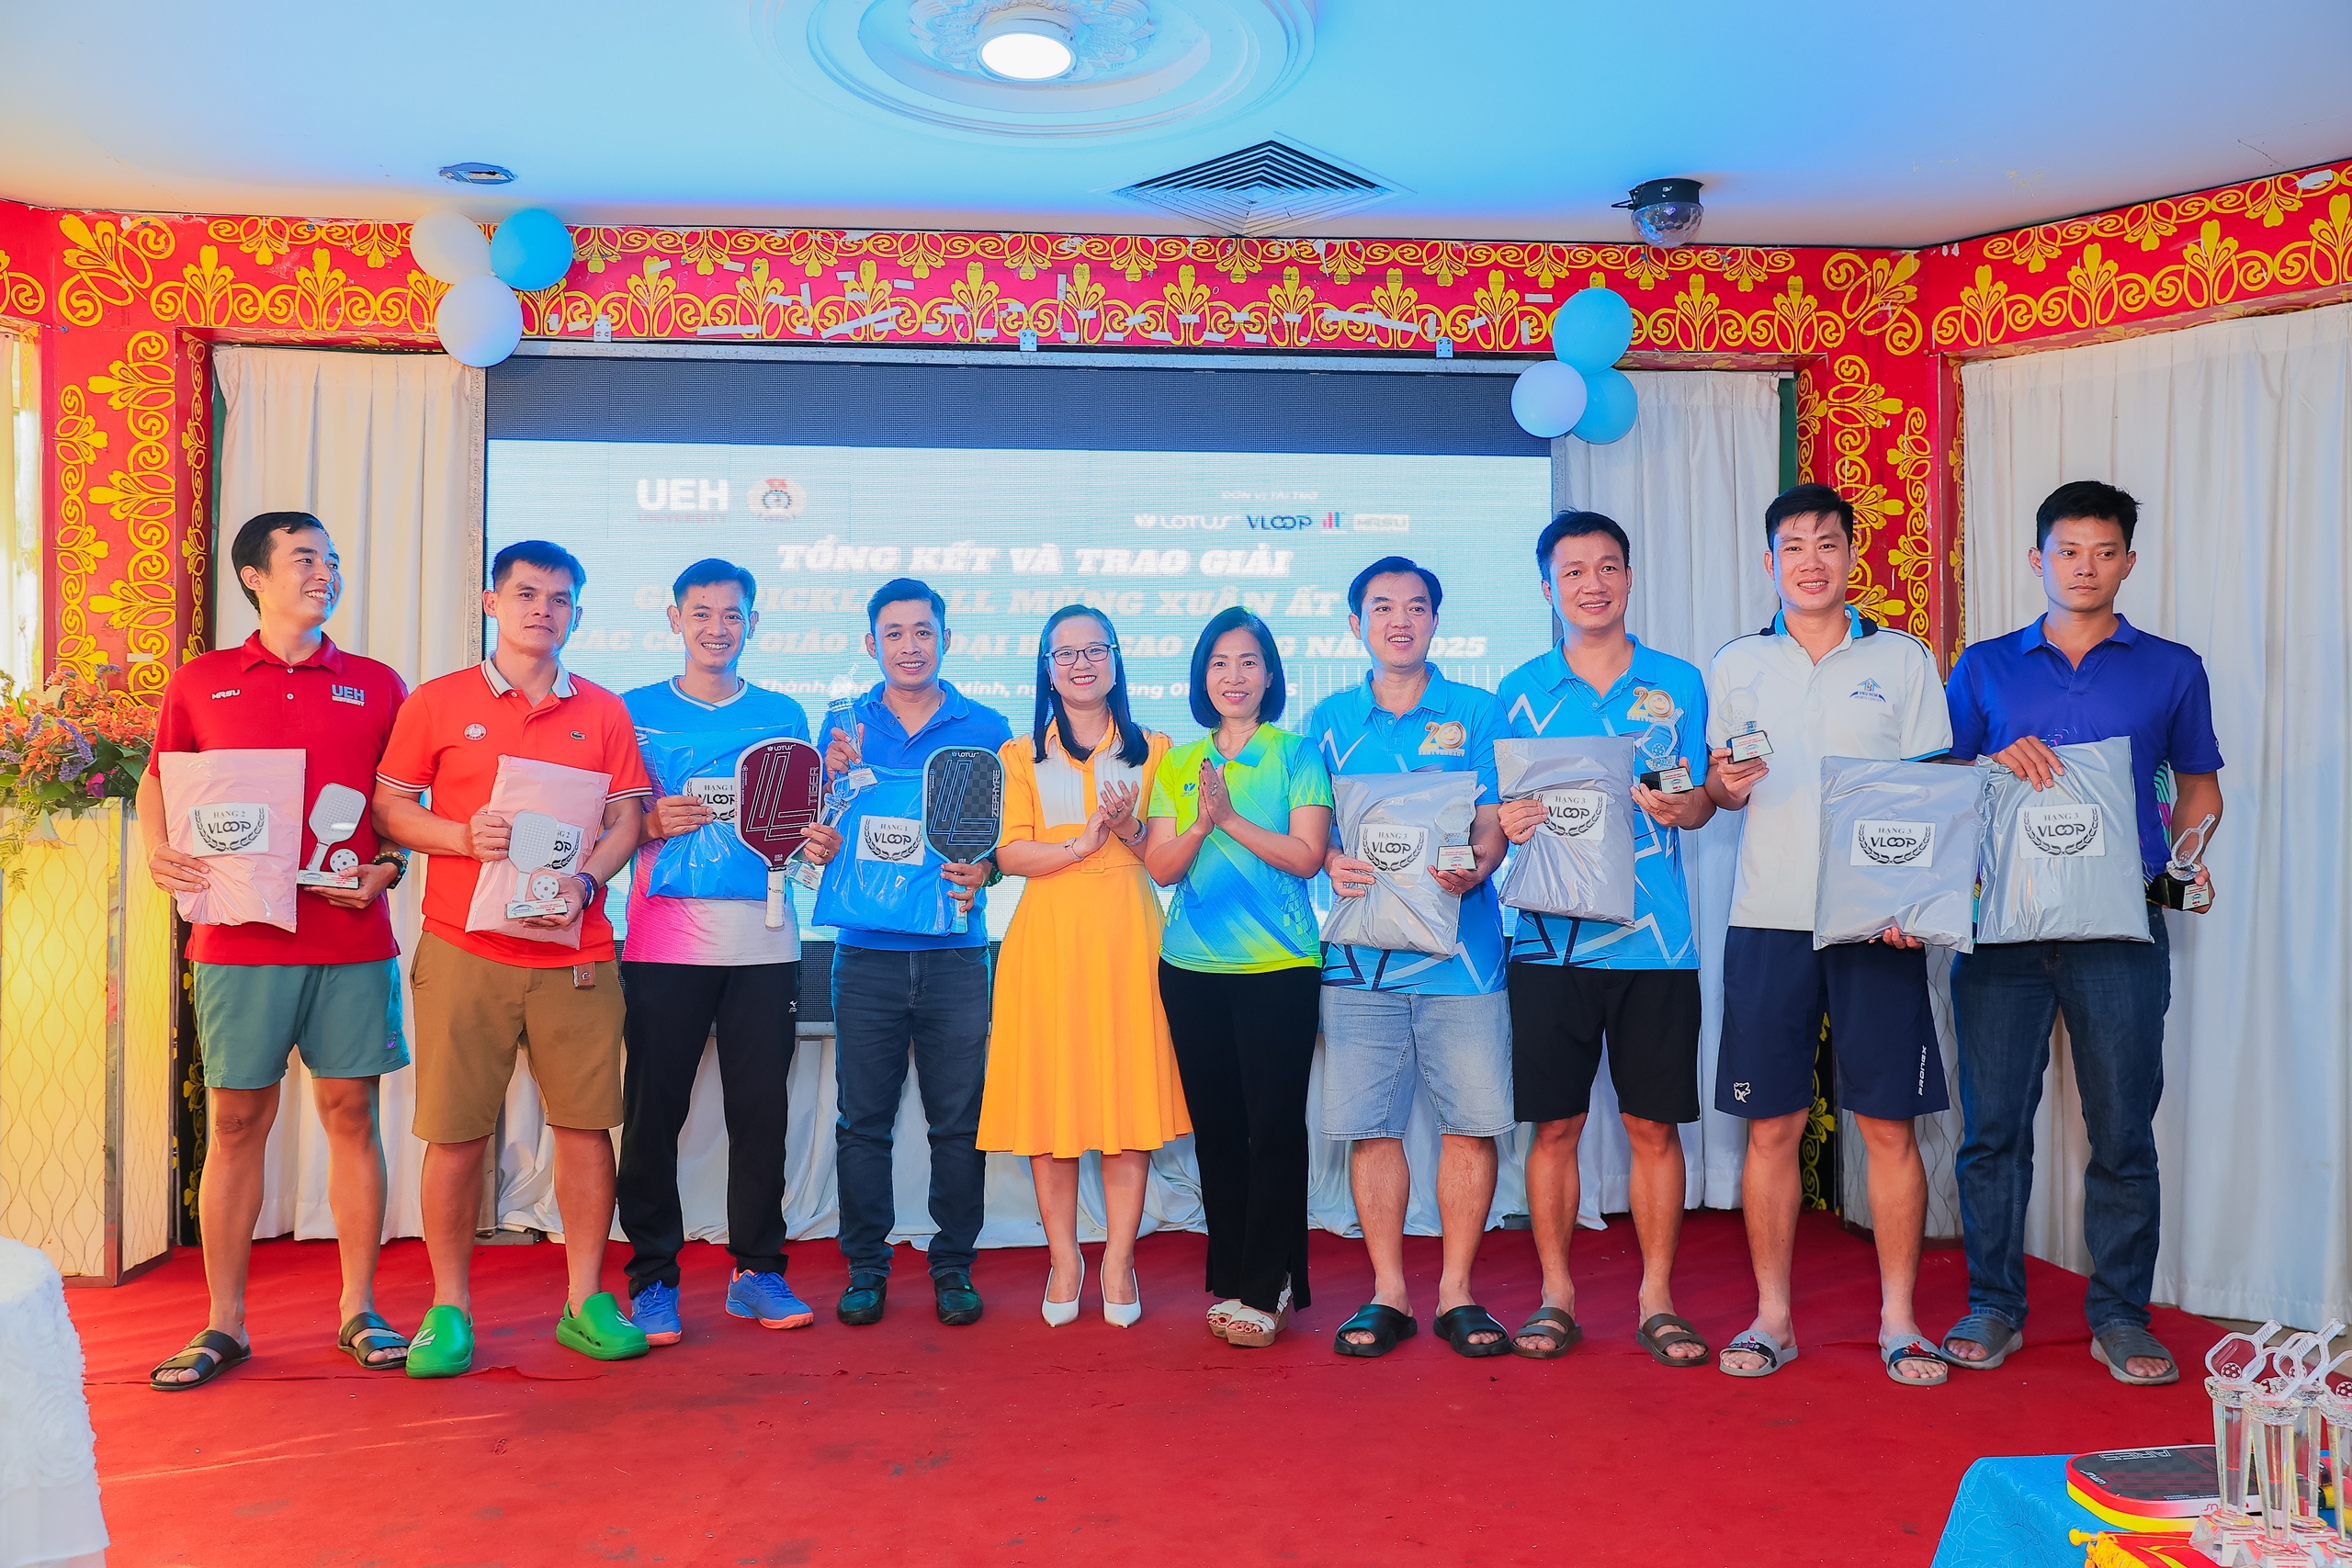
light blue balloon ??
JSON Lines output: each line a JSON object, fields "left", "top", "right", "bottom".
{"left": 1573, "top": 367, "right": 1639, "bottom": 444}
{"left": 1510, "top": 360, "right": 1588, "bottom": 440}
{"left": 490, "top": 209, "right": 575, "bottom": 293}
{"left": 1550, "top": 287, "right": 1634, "bottom": 373}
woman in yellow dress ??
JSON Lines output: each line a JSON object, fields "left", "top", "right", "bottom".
{"left": 980, "top": 605, "right": 1190, "bottom": 1328}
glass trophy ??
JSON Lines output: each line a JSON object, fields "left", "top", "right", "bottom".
{"left": 1434, "top": 798, "right": 1477, "bottom": 873}
{"left": 794, "top": 766, "right": 872, "bottom": 891}
{"left": 2152, "top": 810, "right": 2217, "bottom": 911}
{"left": 2318, "top": 1387, "right": 2352, "bottom": 1560}
{"left": 2249, "top": 1387, "right": 2301, "bottom": 1566}
{"left": 2197, "top": 1376, "right": 2261, "bottom": 1551}
{"left": 1724, "top": 688, "right": 1772, "bottom": 764}
{"left": 1636, "top": 717, "right": 1692, "bottom": 795}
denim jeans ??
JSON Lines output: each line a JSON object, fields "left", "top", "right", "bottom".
{"left": 1951, "top": 907, "right": 2172, "bottom": 1335}
{"left": 830, "top": 944, "right": 990, "bottom": 1280}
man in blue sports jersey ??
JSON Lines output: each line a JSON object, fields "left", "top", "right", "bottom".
{"left": 1309, "top": 558, "right": 1513, "bottom": 1359}
{"left": 1494, "top": 511, "right": 1716, "bottom": 1366}
{"left": 808, "top": 578, "right": 1012, "bottom": 1329}
{"left": 616, "top": 558, "right": 819, "bottom": 1347}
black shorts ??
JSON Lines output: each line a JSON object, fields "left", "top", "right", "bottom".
{"left": 1505, "top": 964, "right": 1702, "bottom": 1125}
{"left": 1713, "top": 926, "right": 1947, "bottom": 1122}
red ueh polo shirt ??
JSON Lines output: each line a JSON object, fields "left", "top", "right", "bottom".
{"left": 147, "top": 633, "right": 407, "bottom": 965}
{"left": 376, "top": 660, "right": 651, "bottom": 968}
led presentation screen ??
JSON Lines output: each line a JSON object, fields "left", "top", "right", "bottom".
{"left": 485, "top": 355, "right": 1555, "bottom": 935}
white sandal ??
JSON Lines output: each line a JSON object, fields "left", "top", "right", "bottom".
{"left": 1205, "top": 1298, "right": 1245, "bottom": 1339}
{"left": 1225, "top": 1287, "right": 1292, "bottom": 1348}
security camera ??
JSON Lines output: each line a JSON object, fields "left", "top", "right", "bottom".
{"left": 1614, "top": 178, "right": 1704, "bottom": 249}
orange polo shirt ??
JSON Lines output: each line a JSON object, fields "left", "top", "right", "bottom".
{"left": 377, "top": 660, "right": 651, "bottom": 967}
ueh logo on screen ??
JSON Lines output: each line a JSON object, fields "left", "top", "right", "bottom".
{"left": 637, "top": 479, "right": 731, "bottom": 513}
{"left": 857, "top": 816, "right": 924, "bottom": 863}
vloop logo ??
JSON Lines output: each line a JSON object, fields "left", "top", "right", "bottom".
{"left": 1851, "top": 819, "right": 1935, "bottom": 868}
{"left": 2021, "top": 803, "right": 2105, "bottom": 858}
{"left": 190, "top": 803, "right": 269, "bottom": 856}
{"left": 1537, "top": 789, "right": 1608, "bottom": 839}
{"left": 1359, "top": 825, "right": 1428, "bottom": 875}
{"left": 857, "top": 815, "right": 923, "bottom": 864}
{"left": 686, "top": 777, "right": 739, "bottom": 825}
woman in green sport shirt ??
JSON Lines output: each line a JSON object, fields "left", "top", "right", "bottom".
{"left": 1143, "top": 607, "right": 1334, "bottom": 1348}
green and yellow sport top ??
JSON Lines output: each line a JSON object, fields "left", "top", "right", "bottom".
{"left": 1147, "top": 725, "right": 1334, "bottom": 975}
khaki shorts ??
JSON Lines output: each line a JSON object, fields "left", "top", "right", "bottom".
{"left": 409, "top": 931, "right": 624, "bottom": 1143}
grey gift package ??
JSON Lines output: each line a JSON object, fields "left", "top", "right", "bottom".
{"left": 1814, "top": 756, "right": 1983, "bottom": 952}
{"left": 1495, "top": 734, "right": 1638, "bottom": 927}
{"left": 1320, "top": 772, "right": 1483, "bottom": 957}
{"left": 1974, "top": 735, "right": 2151, "bottom": 944}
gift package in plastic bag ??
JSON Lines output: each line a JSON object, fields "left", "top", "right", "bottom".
{"left": 1975, "top": 736, "right": 2150, "bottom": 944}
{"left": 1495, "top": 734, "right": 1637, "bottom": 926}
{"left": 159, "top": 748, "right": 305, "bottom": 931}
{"left": 1321, "top": 772, "right": 1481, "bottom": 957}
{"left": 640, "top": 728, "right": 776, "bottom": 903}
{"left": 810, "top": 765, "right": 962, "bottom": 938}
{"left": 462, "top": 755, "right": 612, "bottom": 949}
{"left": 1814, "top": 756, "right": 1982, "bottom": 951}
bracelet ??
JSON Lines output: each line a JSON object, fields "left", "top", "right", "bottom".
{"left": 369, "top": 849, "right": 408, "bottom": 888}
{"left": 1069, "top": 840, "right": 1084, "bottom": 862}
{"left": 572, "top": 871, "right": 600, "bottom": 905}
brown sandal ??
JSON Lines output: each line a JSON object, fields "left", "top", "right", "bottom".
{"left": 1510, "top": 1306, "right": 1582, "bottom": 1359}
{"left": 1637, "top": 1312, "right": 1709, "bottom": 1368}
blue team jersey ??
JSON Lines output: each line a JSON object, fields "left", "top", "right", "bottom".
{"left": 813, "top": 679, "right": 1014, "bottom": 951}
{"left": 1306, "top": 669, "right": 1508, "bottom": 996}
{"left": 1495, "top": 639, "right": 1708, "bottom": 970}
{"left": 622, "top": 677, "right": 810, "bottom": 747}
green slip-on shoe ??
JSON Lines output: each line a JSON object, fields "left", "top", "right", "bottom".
{"left": 557, "top": 1291, "right": 650, "bottom": 1362}
{"left": 405, "top": 1304, "right": 474, "bottom": 1380}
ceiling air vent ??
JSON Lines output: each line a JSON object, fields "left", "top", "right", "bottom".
{"left": 1114, "top": 140, "right": 1398, "bottom": 237}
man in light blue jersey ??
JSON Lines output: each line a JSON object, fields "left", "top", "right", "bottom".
{"left": 616, "top": 558, "right": 818, "bottom": 1348}
{"left": 1493, "top": 511, "right": 1715, "bottom": 1366}
{"left": 1308, "top": 557, "right": 1512, "bottom": 1360}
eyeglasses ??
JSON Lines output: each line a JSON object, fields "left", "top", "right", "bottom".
{"left": 1049, "top": 644, "right": 1117, "bottom": 667}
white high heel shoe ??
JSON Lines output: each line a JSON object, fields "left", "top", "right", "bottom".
{"left": 1102, "top": 1268, "right": 1141, "bottom": 1328}
{"left": 1042, "top": 1256, "right": 1085, "bottom": 1327}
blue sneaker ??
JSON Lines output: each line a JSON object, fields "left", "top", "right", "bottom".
{"left": 727, "top": 1269, "right": 815, "bottom": 1330}
{"left": 631, "top": 1281, "right": 683, "bottom": 1347}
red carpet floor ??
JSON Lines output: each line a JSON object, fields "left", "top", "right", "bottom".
{"left": 70, "top": 1212, "right": 2216, "bottom": 1566}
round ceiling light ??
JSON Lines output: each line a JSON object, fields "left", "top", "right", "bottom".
{"left": 437, "top": 162, "right": 515, "bottom": 186}
{"left": 977, "top": 7, "right": 1077, "bottom": 79}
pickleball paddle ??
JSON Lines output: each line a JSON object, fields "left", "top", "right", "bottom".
{"left": 296, "top": 783, "right": 371, "bottom": 887}
{"left": 922, "top": 746, "right": 1003, "bottom": 935}
{"left": 735, "top": 737, "right": 823, "bottom": 929}
{"left": 505, "top": 809, "right": 580, "bottom": 918}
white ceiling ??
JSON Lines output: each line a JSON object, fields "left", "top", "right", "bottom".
{"left": 3, "top": 0, "right": 2347, "bottom": 247}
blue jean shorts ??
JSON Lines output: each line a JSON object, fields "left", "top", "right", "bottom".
{"left": 1318, "top": 987, "right": 1513, "bottom": 1140}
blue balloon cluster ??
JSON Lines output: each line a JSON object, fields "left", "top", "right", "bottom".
{"left": 1546, "top": 287, "right": 1640, "bottom": 444}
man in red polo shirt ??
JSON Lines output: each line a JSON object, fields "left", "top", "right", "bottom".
{"left": 140, "top": 512, "right": 413, "bottom": 1391}
{"left": 373, "top": 539, "right": 652, "bottom": 1376}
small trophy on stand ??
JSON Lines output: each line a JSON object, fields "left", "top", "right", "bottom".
{"left": 2195, "top": 1326, "right": 2281, "bottom": 1562}
{"left": 794, "top": 767, "right": 872, "bottom": 891}
{"left": 1724, "top": 687, "right": 1772, "bottom": 764}
{"left": 1434, "top": 797, "right": 1477, "bottom": 874}
{"left": 504, "top": 811, "right": 579, "bottom": 919}
{"left": 295, "top": 783, "right": 370, "bottom": 888}
{"left": 1636, "top": 717, "right": 1692, "bottom": 795}
{"left": 2152, "top": 810, "right": 2217, "bottom": 911}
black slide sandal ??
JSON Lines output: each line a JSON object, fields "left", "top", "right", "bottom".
{"left": 1332, "top": 1303, "right": 1418, "bottom": 1359}
{"left": 151, "top": 1330, "right": 250, "bottom": 1393}
{"left": 1433, "top": 1304, "right": 1513, "bottom": 1359}
{"left": 1510, "top": 1306, "right": 1583, "bottom": 1359}
{"left": 338, "top": 1311, "right": 410, "bottom": 1370}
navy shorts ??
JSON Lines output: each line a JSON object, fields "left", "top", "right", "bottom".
{"left": 1713, "top": 927, "right": 1947, "bottom": 1122}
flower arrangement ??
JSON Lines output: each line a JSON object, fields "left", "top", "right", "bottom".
{"left": 0, "top": 666, "right": 156, "bottom": 885}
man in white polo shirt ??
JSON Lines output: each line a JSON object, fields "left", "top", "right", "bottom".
{"left": 1702, "top": 483, "right": 1953, "bottom": 1388}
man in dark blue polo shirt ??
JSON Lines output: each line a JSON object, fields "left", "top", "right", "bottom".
{"left": 1940, "top": 480, "right": 2223, "bottom": 1388}
{"left": 805, "top": 578, "right": 1012, "bottom": 1329}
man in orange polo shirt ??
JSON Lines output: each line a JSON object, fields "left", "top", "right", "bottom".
{"left": 373, "top": 540, "right": 652, "bottom": 1376}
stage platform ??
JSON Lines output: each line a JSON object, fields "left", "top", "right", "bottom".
{"left": 69, "top": 1211, "right": 2216, "bottom": 1565}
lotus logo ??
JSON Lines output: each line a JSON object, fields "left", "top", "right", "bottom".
{"left": 858, "top": 815, "right": 923, "bottom": 863}
{"left": 2021, "top": 804, "right": 2104, "bottom": 859}
{"left": 1852, "top": 819, "right": 1934, "bottom": 867}
{"left": 190, "top": 803, "right": 268, "bottom": 856}
{"left": 1538, "top": 789, "right": 1607, "bottom": 839}
{"left": 1359, "top": 825, "right": 1426, "bottom": 875}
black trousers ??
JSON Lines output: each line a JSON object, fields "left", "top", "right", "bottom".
{"left": 616, "top": 960, "right": 799, "bottom": 1294}
{"left": 1158, "top": 961, "right": 1319, "bottom": 1314}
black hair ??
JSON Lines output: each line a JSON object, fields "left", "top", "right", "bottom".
{"left": 1186, "top": 606, "right": 1286, "bottom": 728}
{"left": 230, "top": 511, "right": 329, "bottom": 611}
{"left": 1763, "top": 482, "right": 1855, "bottom": 547}
{"left": 1031, "top": 605, "right": 1149, "bottom": 766}
{"left": 491, "top": 539, "right": 586, "bottom": 592}
{"left": 1533, "top": 510, "right": 1631, "bottom": 578}
{"left": 866, "top": 577, "right": 945, "bottom": 629}
{"left": 1346, "top": 556, "right": 1443, "bottom": 618}
{"left": 2035, "top": 480, "right": 2138, "bottom": 550}
{"left": 673, "top": 557, "right": 757, "bottom": 605}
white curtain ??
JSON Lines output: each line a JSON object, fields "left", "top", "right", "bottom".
{"left": 1552, "top": 369, "right": 1785, "bottom": 1218}
{"left": 1961, "top": 302, "right": 2352, "bottom": 1328}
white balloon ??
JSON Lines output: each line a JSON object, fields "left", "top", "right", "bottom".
{"left": 409, "top": 209, "right": 492, "bottom": 283}
{"left": 1510, "top": 360, "right": 1588, "bottom": 439}
{"left": 435, "top": 275, "right": 523, "bottom": 367}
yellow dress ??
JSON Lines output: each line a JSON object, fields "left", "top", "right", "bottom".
{"left": 978, "top": 724, "right": 1193, "bottom": 1158}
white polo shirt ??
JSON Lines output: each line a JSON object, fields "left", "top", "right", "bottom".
{"left": 1706, "top": 607, "right": 1951, "bottom": 931}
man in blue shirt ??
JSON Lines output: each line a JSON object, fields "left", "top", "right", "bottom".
{"left": 1309, "top": 557, "right": 1513, "bottom": 1359}
{"left": 1493, "top": 511, "right": 1715, "bottom": 1367}
{"left": 616, "top": 558, "right": 816, "bottom": 1347}
{"left": 1940, "top": 481, "right": 2223, "bottom": 1387}
{"left": 803, "top": 578, "right": 1013, "bottom": 1329}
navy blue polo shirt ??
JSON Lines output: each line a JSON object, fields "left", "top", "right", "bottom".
{"left": 813, "top": 678, "right": 1013, "bottom": 950}
{"left": 1945, "top": 615, "right": 2223, "bottom": 876}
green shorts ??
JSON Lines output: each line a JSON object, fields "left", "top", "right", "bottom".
{"left": 192, "top": 959, "right": 410, "bottom": 1090}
